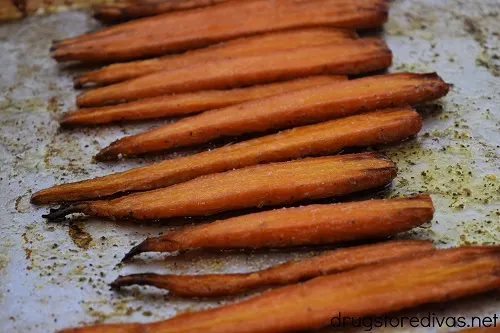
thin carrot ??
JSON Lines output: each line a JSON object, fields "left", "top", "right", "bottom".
{"left": 76, "top": 37, "right": 391, "bottom": 107}
{"left": 41, "top": 153, "right": 397, "bottom": 221}
{"left": 57, "top": 246, "right": 500, "bottom": 333}
{"left": 52, "top": 0, "right": 389, "bottom": 62}
{"left": 63, "top": 76, "right": 347, "bottom": 126}
{"left": 120, "top": 195, "right": 433, "bottom": 261}
{"left": 111, "top": 240, "right": 435, "bottom": 296}
{"left": 33, "top": 107, "right": 419, "bottom": 204}
{"left": 94, "top": 0, "right": 232, "bottom": 23}
{"left": 95, "top": 72, "right": 449, "bottom": 161}
{"left": 74, "top": 28, "right": 357, "bottom": 87}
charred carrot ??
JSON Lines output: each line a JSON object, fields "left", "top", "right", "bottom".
{"left": 76, "top": 37, "right": 391, "bottom": 107}
{"left": 52, "top": 0, "right": 388, "bottom": 62}
{"left": 57, "top": 246, "right": 500, "bottom": 333}
{"left": 74, "top": 28, "right": 357, "bottom": 87}
{"left": 41, "top": 153, "right": 397, "bottom": 221}
{"left": 120, "top": 195, "right": 432, "bottom": 261}
{"left": 63, "top": 76, "right": 347, "bottom": 126}
{"left": 33, "top": 107, "right": 419, "bottom": 204}
{"left": 95, "top": 72, "right": 449, "bottom": 161}
{"left": 112, "top": 239, "right": 435, "bottom": 296}
{"left": 94, "top": 0, "right": 232, "bottom": 23}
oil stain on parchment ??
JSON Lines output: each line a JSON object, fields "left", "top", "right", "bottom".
{"left": 68, "top": 222, "right": 93, "bottom": 250}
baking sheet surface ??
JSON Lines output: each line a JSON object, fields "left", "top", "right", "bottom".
{"left": 0, "top": 0, "right": 499, "bottom": 332}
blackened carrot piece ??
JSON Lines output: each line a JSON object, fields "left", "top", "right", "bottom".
{"left": 62, "top": 76, "right": 346, "bottom": 126}
{"left": 121, "top": 195, "right": 433, "bottom": 261}
{"left": 94, "top": 0, "right": 232, "bottom": 23}
{"left": 52, "top": 0, "right": 388, "bottom": 62}
{"left": 95, "top": 72, "right": 449, "bottom": 161}
{"left": 76, "top": 38, "right": 391, "bottom": 107}
{"left": 33, "top": 107, "right": 419, "bottom": 204}
{"left": 57, "top": 246, "right": 500, "bottom": 333}
{"left": 41, "top": 153, "right": 397, "bottom": 221}
{"left": 73, "top": 28, "right": 357, "bottom": 87}
{"left": 111, "top": 239, "right": 435, "bottom": 296}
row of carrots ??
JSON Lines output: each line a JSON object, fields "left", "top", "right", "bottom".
{"left": 31, "top": 1, "right": 499, "bottom": 332}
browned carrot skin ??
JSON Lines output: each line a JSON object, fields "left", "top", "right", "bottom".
{"left": 41, "top": 153, "right": 397, "bottom": 221}
{"left": 94, "top": 0, "right": 232, "bottom": 23}
{"left": 76, "top": 37, "right": 391, "bottom": 107}
{"left": 111, "top": 239, "right": 435, "bottom": 296}
{"left": 33, "top": 107, "right": 419, "bottom": 204}
{"left": 120, "top": 194, "right": 432, "bottom": 261}
{"left": 62, "top": 76, "right": 347, "bottom": 126}
{"left": 57, "top": 246, "right": 500, "bottom": 333}
{"left": 95, "top": 72, "right": 449, "bottom": 161}
{"left": 73, "top": 28, "right": 357, "bottom": 87}
{"left": 52, "top": 0, "right": 389, "bottom": 62}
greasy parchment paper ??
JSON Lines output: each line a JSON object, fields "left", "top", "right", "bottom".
{"left": 0, "top": 0, "right": 499, "bottom": 332}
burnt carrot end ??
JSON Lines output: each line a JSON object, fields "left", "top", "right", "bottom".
{"left": 57, "top": 245, "right": 500, "bottom": 333}
{"left": 32, "top": 106, "right": 420, "bottom": 204}
{"left": 95, "top": 72, "right": 449, "bottom": 161}
{"left": 62, "top": 76, "right": 347, "bottom": 126}
{"left": 42, "top": 152, "right": 397, "bottom": 220}
{"left": 94, "top": 0, "right": 232, "bottom": 23}
{"left": 52, "top": 0, "right": 388, "bottom": 62}
{"left": 73, "top": 28, "right": 357, "bottom": 87}
{"left": 76, "top": 37, "right": 391, "bottom": 107}
{"left": 120, "top": 194, "right": 433, "bottom": 260}
{"left": 111, "top": 239, "right": 435, "bottom": 296}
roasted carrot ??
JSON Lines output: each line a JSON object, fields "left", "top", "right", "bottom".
{"left": 95, "top": 72, "right": 449, "bottom": 161}
{"left": 33, "top": 107, "right": 419, "bottom": 204}
{"left": 57, "top": 246, "right": 500, "bottom": 333}
{"left": 112, "top": 240, "right": 435, "bottom": 296}
{"left": 120, "top": 195, "right": 432, "bottom": 261}
{"left": 52, "top": 0, "right": 389, "bottom": 62}
{"left": 74, "top": 28, "right": 357, "bottom": 87}
{"left": 63, "top": 76, "right": 347, "bottom": 126}
{"left": 94, "top": 0, "right": 232, "bottom": 23}
{"left": 76, "top": 37, "right": 391, "bottom": 107}
{"left": 41, "top": 153, "right": 397, "bottom": 221}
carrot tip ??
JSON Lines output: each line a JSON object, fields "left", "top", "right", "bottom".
{"left": 110, "top": 274, "right": 156, "bottom": 289}
{"left": 95, "top": 148, "right": 119, "bottom": 162}
{"left": 58, "top": 116, "right": 72, "bottom": 128}
{"left": 109, "top": 276, "right": 127, "bottom": 289}
{"left": 121, "top": 242, "right": 147, "bottom": 262}
{"left": 30, "top": 192, "right": 43, "bottom": 204}
{"left": 42, "top": 205, "right": 78, "bottom": 221}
